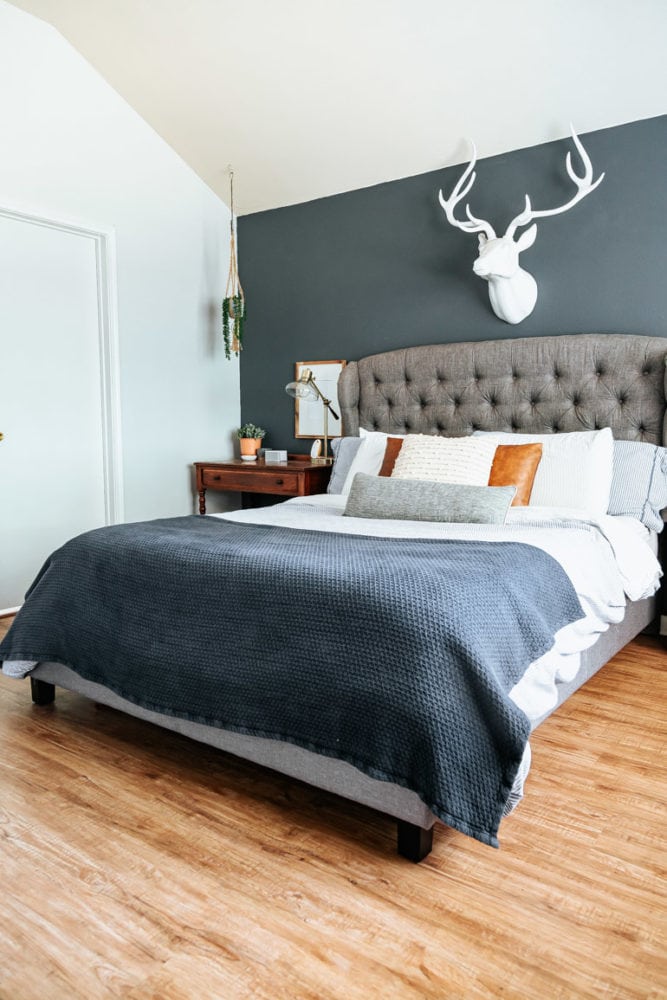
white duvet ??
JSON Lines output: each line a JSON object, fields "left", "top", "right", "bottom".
{"left": 218, "top": 496, "right": 662, "bottom": 725}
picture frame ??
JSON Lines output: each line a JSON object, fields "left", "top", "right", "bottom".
{"left": 293, "top": 360, "right": 346, "bottom": 439}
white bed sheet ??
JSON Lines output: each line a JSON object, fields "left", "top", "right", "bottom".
{"left": 218, "top": 497, "right": 661, "bottom": 724}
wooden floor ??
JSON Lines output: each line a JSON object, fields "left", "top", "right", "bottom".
{"left": 0, "top": 618, "right": 665, "bottom": 1000}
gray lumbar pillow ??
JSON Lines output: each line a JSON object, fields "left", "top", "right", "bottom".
{"left": 343, "top": 473, "right": 516, "bottom": 523}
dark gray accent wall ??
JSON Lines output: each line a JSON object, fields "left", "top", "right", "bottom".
{"left": 238, "top": 116, "right": 666, "bottom": 451}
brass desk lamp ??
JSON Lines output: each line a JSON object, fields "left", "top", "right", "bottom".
{"left": 285, "top": 368, "right": 339, "bottom": 462}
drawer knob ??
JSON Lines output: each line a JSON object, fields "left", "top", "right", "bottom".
{"left": 213, "top": 475, "right": 221, "bottom": 481}
{"left": 275, "top": 478, "right": 284, "bottom": 485}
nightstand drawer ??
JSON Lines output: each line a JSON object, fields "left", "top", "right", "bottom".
{"left": 201, "top": 467, "right": 300, "bottom": 494}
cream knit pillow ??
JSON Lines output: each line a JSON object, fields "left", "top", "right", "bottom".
{"left": 391, "top": 434, "right": 497, "bottom": 485}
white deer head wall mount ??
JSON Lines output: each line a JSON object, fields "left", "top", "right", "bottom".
{"left": 438, "top": 126, "right": 605, "bottom": 324}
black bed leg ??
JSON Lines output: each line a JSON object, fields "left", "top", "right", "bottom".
{"left": 30, "top": 678, "right": 55, "bottom": 705}
{"left": 397, "top": 820, "right": 434, "bottom": 862}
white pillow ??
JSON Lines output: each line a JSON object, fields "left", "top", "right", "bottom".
{"left": 474, "top": 428, "right": 614, "bottom": 514}
{"left": 340, "top": 430, "right": 404, "bottom": 494}
{"left": 391, "top": 434, "right": 498, "bottom": 485}
{"left": 358, "top": 428, "right": 407, "bottom": 445}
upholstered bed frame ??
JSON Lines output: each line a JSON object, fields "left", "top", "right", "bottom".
{"left": 29, "top": 333, "right": 667, "bottom": 861}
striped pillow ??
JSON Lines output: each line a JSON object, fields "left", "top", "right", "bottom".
{"left": 608, "top": 440, "right": 667, "bottom": 531}
{"left": 327, "top": 437, "right": 363, "bottom": 494}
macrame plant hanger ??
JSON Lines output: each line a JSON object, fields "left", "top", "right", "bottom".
{"left": 222, "top": 168, "right": 245, "bottom": 359}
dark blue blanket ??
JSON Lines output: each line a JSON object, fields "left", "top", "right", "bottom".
{"left": 0, "top": 516, "right": 583, "bottom": 846}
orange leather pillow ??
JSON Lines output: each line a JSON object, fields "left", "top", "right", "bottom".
{"left": 379, "top": 437, "right": 404, "bottom": 477}
{"left": 488, "top": 443, "right": 543, "bottom": 506}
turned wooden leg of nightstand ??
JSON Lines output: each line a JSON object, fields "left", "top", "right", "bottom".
{"left": 198, "top": 489, "right": 207, "bottom": 515}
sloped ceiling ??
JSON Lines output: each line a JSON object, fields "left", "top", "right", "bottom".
{"left": 8, "top": 0, "right": 667, "bottom": 214}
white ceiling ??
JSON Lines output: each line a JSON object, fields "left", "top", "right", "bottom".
{"left": 8, "top": 0, "right": 667, "bottom": 215}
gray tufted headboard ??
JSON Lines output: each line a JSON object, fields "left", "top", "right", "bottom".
{"left": 338, "top": 334, "right": 667, "bottom": 445}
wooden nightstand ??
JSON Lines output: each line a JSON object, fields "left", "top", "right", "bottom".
{"left": 194, "top": 458, "right": 332, "bottom": 514}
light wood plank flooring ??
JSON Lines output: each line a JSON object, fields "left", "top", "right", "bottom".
{"left": 0, "top": 616, "right": 665, "bottom": 999}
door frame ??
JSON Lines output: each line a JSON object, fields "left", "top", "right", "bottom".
{"left": 0, "top": 203, "right": 124, "bottom": 611}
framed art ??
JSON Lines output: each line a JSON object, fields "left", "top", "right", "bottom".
{"left": 293, "top": 360, "right": 346, "bottom": 439}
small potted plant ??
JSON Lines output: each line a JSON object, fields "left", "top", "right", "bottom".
{"left": 237, "top": 422, "right": 266, "bottom": 461}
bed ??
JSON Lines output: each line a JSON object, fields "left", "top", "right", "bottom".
{"left": 2, "top": 332, "right": 666, "bottom": 862}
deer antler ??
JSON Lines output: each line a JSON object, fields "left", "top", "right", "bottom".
{"left": 504, "top": 125, "right": 605, "bottom": 239}
{"left": 438, "top": 143, "right": 496, "bottom": 239}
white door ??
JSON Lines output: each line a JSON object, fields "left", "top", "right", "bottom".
{"left": 0, "top": 213, "right": 108, "bottom": 611}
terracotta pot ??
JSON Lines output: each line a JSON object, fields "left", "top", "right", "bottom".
{"left": 239, "top": 437, "right": 261, "bottom": 461}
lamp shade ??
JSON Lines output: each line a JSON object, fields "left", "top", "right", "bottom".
{"left": 285, "top": 367, "right": 318, "bottom": 400}
{"left": 285, "top": 379, "right": 317, "bottom": 400}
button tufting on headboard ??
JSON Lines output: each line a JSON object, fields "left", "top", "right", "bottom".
{"left": 338, "top": 334, "right": 667, "bottom": 444}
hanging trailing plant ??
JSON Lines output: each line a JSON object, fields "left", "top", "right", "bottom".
{"left": 222, "top": 293, "right": 246, "bottom": 360}
{"left": 222, "top": 168, "right": 246, "bottom": 360}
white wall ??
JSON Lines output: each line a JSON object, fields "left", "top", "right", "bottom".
{"left": 0, "top": 0, "right": 239, "bottom": 520}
